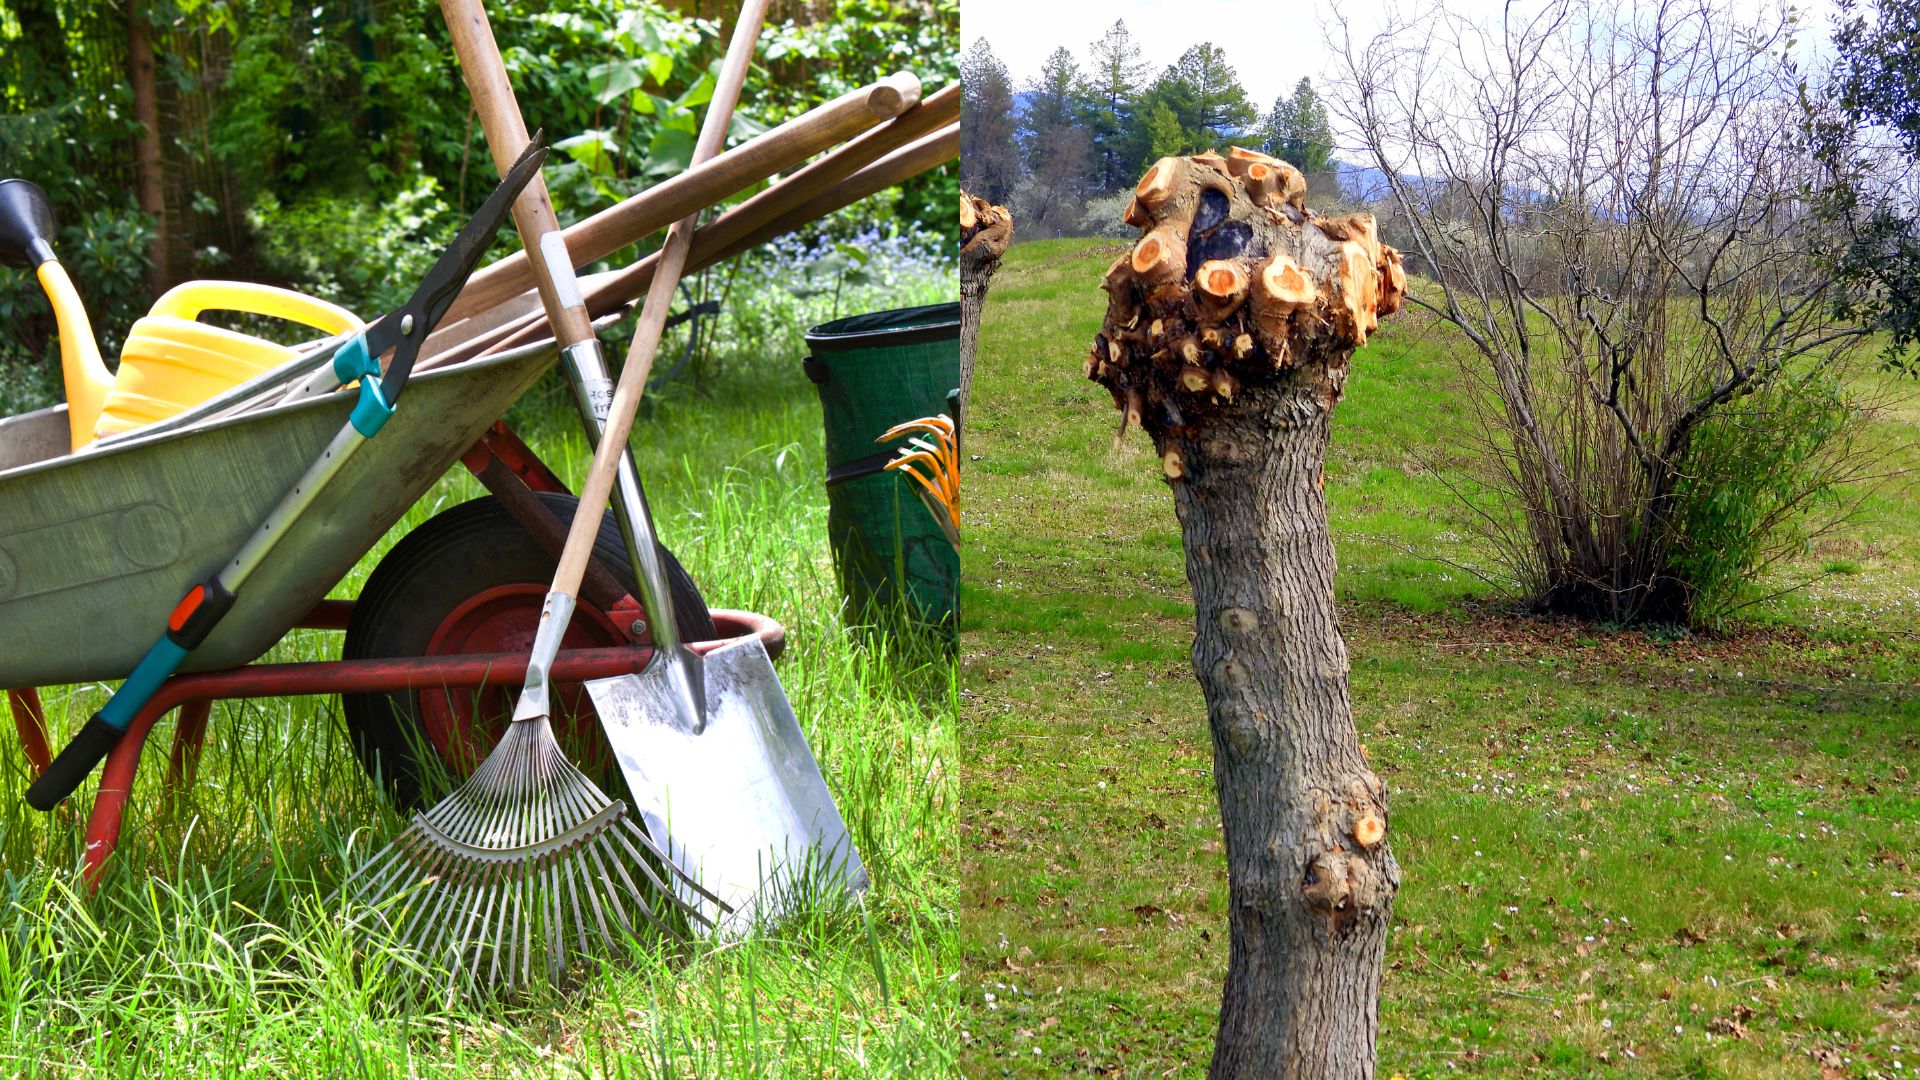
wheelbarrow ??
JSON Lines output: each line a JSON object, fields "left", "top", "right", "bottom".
{"left": 0, "top": 292, "right": 787, "bottom": 885}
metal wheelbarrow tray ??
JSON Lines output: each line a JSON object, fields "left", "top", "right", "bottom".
{"left": 0, "top": 338, "right": 555, "bottom": 688}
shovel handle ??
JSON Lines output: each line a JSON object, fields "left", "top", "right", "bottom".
{"left": 440, "top": 0, "right": 595, "bottom": 352}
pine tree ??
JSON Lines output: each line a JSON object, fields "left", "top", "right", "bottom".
{"left": 1263, "top": 78, "right": 1334, "bottom": 174}
{"left": 1152, "top": 44, "right": 1256, "bottom": 153}
{"left": 1085, "top": 20, "right": 1149, "bottom": 192}
{"left": 1017, "top": 47, "right": 1094, "bottom": 237}
{"left": 960, "top": 38, "right": 1022, "bottom": 204}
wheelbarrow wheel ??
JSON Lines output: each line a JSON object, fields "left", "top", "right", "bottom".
{"left": 341, "top": 492, "right": 713, "bottom": 810}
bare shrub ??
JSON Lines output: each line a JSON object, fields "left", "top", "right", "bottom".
{"left": 1333, "top": 0, "right": 1884, "bottom": 624}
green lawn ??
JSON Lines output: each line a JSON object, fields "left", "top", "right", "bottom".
{"left": 0, "top": 268, "right": 959, "bottom": 1076}
{"left": 959, "top": 237, "right": 1920, "bottom": 1078}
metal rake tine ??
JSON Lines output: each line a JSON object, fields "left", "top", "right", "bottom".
{"left": 608, "top": 819, "right": 714, "bottom": 929}
{"left": 511, "top": 865, "right": 532, "bottom": 991}
{"left": 544, "top": 860, "right": 565, "bottom": 984}
{"left": 417, "top": 867, "right": 487, "bottom": 975}
{"left": 580, "top": 836, "right": 644, "bottom": 942}
{"left": 614, "top": 814, "right": 730, "bottom": 913}
{"left": 567, "top": 850, "right": 618, "bottom": 955}
{"left": 589, "top": 833, "right": 678, "bottom": 941}
{"left": 392, "top": 837, "right": 468, "bottom": 950}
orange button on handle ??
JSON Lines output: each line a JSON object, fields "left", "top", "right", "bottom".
{"left": 168, "top": 586, "right": 206, "bottom": 633}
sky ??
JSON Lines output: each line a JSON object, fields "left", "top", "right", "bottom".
{"left": 960, "top": 0, "right": 1838, "bottom": 133}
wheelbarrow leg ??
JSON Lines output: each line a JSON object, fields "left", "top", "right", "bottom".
{"left": 9, "top": 689, "right": 50, "bottom": 776}
{"left": 82, "top": 696, "right": 170, "bottom": 886}
{"left": 162, "top": 699, "right": 212, "bottom": 813}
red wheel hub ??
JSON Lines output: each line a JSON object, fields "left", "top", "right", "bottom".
{"left": 419, "top": 584, "right": 639, "bottom": 776}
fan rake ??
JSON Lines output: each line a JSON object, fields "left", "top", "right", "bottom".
{"left": 336, "top": 710, "right": 725, "bottom": 991}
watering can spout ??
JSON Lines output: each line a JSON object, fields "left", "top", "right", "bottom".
{"left": 0, "top": 178, "right": 112, "bottom": 449}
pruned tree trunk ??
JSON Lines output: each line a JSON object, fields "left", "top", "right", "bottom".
{"left": 959, "top": 190, "right": 1011, "bottom": 435}
{"left": 128, "top": 0, "right": 168, "bottom": 292}
{"left": 1087, "top": 149, "right": 1406, "bottom": 1079}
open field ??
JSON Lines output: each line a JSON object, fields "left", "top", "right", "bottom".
{"left": 0, "top": 266, "right": 959, "bottom": 1076}
{"left": 959, "top": 237, "right": 1920, "bottom": 1078}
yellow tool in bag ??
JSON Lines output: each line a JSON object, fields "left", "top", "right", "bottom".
{"left": 91, "top": 281, "right": 363, "bottom": 442}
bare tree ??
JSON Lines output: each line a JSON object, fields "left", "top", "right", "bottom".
{"left": 959, "top": 191, "right": 1012, "bottom": 433}
{"left": 1090, "top": 148, "right": 1406, "bottom": 1078}
{"left": 1333, "top": 0, "right": 1877, "bottom": 623}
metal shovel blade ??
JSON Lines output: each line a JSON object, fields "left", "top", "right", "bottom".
{"left": 584, "top": 636, "right": 868, "bottom": 934}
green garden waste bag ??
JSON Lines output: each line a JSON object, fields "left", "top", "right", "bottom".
{"left": 804, "top": 302, "right": 960, "bottom": 637}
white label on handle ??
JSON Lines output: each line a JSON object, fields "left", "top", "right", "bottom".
{"left": 541, "top": 232, "right": 583, "bottom": 309}
{"left": 584, "top": 377, "right": 614, "bottom": 423}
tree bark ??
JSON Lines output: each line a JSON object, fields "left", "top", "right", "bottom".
{"left": 1087, "top": 150, "right": 1406, "bottom": 1079}
{"left": 128, "top": 0, "right": 168, "bottom": 292}
{"left": 959, "top": 190, "right": 1011, "bottom": 437}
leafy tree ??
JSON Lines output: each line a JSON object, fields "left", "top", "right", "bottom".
{"left": 1816, "top": 0, "right": 1920, "bottom": 367}
{"left": 1149, "top": 43, "right": 1255, "bottom": 153}
{"left": 1083, "top": 19, "right": 1148, "bottom": 192}
{"left": 960, "top": 37, "right": 1021, "bottom": 203}
{"left": 1263, "top": 77, "right": 1333, "bottom": 173}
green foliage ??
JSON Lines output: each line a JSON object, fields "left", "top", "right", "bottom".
{"left": 1263, "top": 77, "right": 1333, "bottom": 173}
{"left": 245, "top": 177, "right": 460, "bottom": 319}
{"left": 1145, "top": 43, "right": 1256, "bottom": 155}
{"left": 1141, "top": 99, "right": 1188, "bottom": 161}
{"left": 1664, "top": 372, "right": 1857, "bottom": 623}
{"left": 960, "top": 37, "right": 1020, "bottom": 203}
{"left": 1082, "top": 19, "right": 1148, "bottom": 192}
{"left": 1814, "top": 0, "right": 1920, "bottom": 368}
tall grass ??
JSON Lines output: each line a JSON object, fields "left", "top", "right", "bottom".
{"left": 0, "top": 250, "right": 959, "bottom": 1075}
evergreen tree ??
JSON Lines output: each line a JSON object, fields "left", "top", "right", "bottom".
{"left": 960, "top": 37, "right": 1022, "bottom": 204}
{"left": 1263, "top": 77, "right": 1335, "bottom": 173}
{"left": 1142, "top": 98, "right": 1190, "bottom": 162}
{"left": 1084, "top": 20, "right": 1149, "bottom": 192}
{"left": 1017, "top": 46, "right": 1094, "bottom": 236}
{"left": 1151, "top": 43, "right": 1256, "bottom": 153}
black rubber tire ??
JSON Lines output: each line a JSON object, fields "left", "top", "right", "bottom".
{"left": 341, "top": 493, "right": 713, "bottom": 809}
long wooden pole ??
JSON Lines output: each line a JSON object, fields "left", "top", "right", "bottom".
{"left": 459, "top": 121, "right": 957, "bottom": 360}
{"left": 443, "top": 73, "right": 921, "bottom": 325}
{"left": 440, "top": 0, "right": 594, "bottom": 351}
{"left": 548, "top": 0, "right": 768, "bottom": 599}
{"left": 414, "top": 95, "right": 955, "bottom": 365}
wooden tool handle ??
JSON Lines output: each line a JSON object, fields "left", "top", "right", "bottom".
{"left": 440, "top": 0, "right": 595, "bottom": 350}
{"left": 550, "top": 0, "right": 768, "bottom": 599}
{"left": 444, "top": 72, "right": 922, "bottom": 327}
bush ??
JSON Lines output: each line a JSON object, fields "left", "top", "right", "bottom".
{"left": 1662, "top": 372, "right": 1859, "bottom": 624}
{"left": 245, "top": 178, "right": 462, "bottom": 321}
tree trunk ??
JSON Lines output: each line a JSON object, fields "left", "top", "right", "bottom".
{"left": 128, "top": 0, "right": 168, "bottom": 292}
{"left": 959, "top": 190, "right": 1011, "bottom": 437}
{"left": 1087, "top": 148, "right": 1406, "bottom": 1078}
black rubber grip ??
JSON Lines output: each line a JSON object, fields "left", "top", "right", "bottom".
{"left": 25, "top": 715, "right": 122, "bottom": 811}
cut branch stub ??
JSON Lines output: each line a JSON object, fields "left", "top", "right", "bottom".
{"left": 960, "top": 191, "right": 1013, "bottom": 264}
{"left": 1090, "top": 153, "right": 1404, "bottom": 435}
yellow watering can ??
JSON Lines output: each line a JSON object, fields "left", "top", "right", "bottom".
{"left": 0, "top": 177, "right": 362, "bottom": 450}
{"left": 94, "top": 280, "right": 363, "bottom": 442}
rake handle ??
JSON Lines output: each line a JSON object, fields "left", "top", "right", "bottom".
{"left": 550, "top": 0, "right": 768, "bottom": 602}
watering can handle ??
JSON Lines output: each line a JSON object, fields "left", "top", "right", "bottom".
{"left": 148, "top": 280, "right": 364, "bottom": 336}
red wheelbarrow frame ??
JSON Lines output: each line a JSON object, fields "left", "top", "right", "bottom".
{"left": 4, "top": 421, "right": 785, "bottom": 885}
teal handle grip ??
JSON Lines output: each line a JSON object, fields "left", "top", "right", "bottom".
{"left": 98, "top": 637, "right": 190, "bottom": 730}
